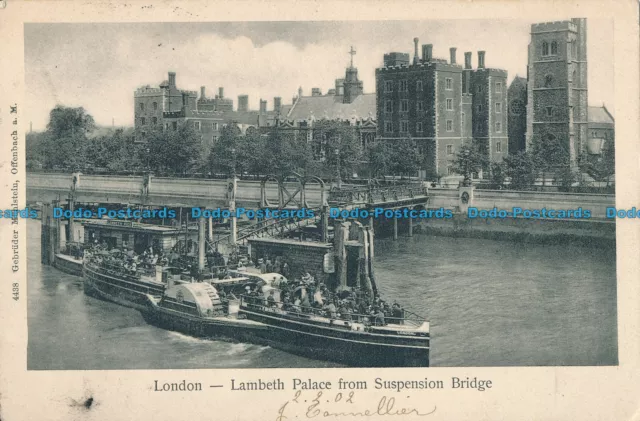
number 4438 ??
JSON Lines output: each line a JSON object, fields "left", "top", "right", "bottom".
{"left": 12, "top": 283, "right": 19, "bottom": 301}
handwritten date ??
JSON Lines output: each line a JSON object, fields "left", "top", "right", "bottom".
{"left": 276, "top": 390, "right": 436, "bottom": 420}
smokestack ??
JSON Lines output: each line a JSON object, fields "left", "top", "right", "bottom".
{"left": 422, "top": 44, "right": 433, "bottom": 62}
{"left": 464, "top": 52, "right": 472, "bottom": 69}
{"left": 168, "top": 72, "right": 176, "bottom": 88}
{"left": 298, "top": 86, "right": 303, "bottom": 98}
{"left": 259, "top": 99, "right": 267, "bottom": 114}
{"left": 413, "top": 38, "right": 419, "bottom": 64}
{"left": 237, "top": 95, "right": 249, "bottom": 112}
{"left": 274, "top": 97, "right": 282, "bottom": 113}
{"left": 200, "top": 86, "right": 206, "bottom": 99}
{"left": 478, "top": 51, "right": 485, "bottom": 69}
{"left": 218, "top": 87, "right": 224, "bottom": 99}
{"left": 450, "top": 47, "right": 457, "bottom": 65}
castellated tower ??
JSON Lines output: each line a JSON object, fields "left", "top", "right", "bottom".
{"left": 525, "top": 18, "right": 588, "bottom": 169}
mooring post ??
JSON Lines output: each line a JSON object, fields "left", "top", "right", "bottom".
{"left": 393, "top": 216, "right": 398, "bottom": 240}
{"left": 408, "top": 211, "right": 414, "bottom": 237}
{"left": 198, "top": 214, "right": 205, "bottom": 273}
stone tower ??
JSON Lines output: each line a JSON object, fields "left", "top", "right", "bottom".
{"left": 526, "top": 18, "right": 588, "bottom": 169}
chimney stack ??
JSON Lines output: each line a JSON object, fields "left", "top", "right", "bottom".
{"left": 200, "top": 86, "right": 206, "bottom": 99}
{"left": 298, "top": 86, "right": 303, "bottom": 98}
{"left": 422, "top": 44, "right": 433, "bottom": 62}
{"left": 478, "top": 51, "right": 485, "bottom": 69}
{"left": 259, "top": 99, "right": 267, "bottom": 114}
{"left": 168, "top": 72, "right": 176, "bottom": 88}
{"left": 464, "top": 52, "right": 472, "bottom": 69}
{"left": 311, "top": 88, "right": 322, "bottom": 96}
{"left": 274, "top": 97, "right": 282, "bottom": 113}
{"left": 413, "top": 38, "right": 419, "bottom": 64}
{"left": 450, "top": 47, "right": 457, "bottom": 65}
{"left": 218, "top": 87, "right": 224, "bottom": 99}
{"left": 237, "top": 95, "right": 249, "bottom": 112}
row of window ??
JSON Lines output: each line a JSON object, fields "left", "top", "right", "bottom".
{"left": 192, "top": 121, "right": 219, "bottom": 131}
{"left": 385, "top": 99, "right": 504, "bottom": 114}
{"left": 139, "top": 117, "right": 158, "bottom": 126}
{"left": 139, "top": 102, "right": 159, "bottom": 111}
{"left": 383, "top": 80, "right": 503, "bottom": 94}
{"left": 384, "top": 120, "right": 503, "bottom": 133}
{"left": 138, "top": 118, "right": 221, "bottom": 131}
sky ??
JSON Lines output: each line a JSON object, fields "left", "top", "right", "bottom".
{"left": 25, "top": 20, "right": 614, "bottom": 131}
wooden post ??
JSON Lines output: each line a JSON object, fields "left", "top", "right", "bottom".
{"left": 408, "top": 212, "right": 414, "bottom": 237}
{"left": 67, "top": 194, "right": 75, "bottom": 243}
{"left": 198, "top": 215, "right": 205, "bottom": 273}
{"left": 393, "top": 216, "right": 398, "bottom": 240}
{"left": 321, "top": 205, "right": 328, "bottom": 243}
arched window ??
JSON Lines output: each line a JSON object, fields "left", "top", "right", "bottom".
{"left": 550, "top": 41, "right": 558, "bottom": 55}
{"left": 153, "top": 102, "right": 158, "bottom": 110}
{"left": 544, "top": 74, "right": 553, "bottom": 88}
{"left": 572, "top": 70, "right": 577, "bottom": 83}
{"left": 542, "top": 41, "right": 549, "bottom": 56}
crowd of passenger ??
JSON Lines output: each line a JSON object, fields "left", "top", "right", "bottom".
{"left": 87, "top": 240, "right": 170, "bottom": 276}
{"left": 244, "top": 256, "right": 406, "bottom": 326}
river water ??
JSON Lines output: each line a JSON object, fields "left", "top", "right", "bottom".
{"left": 27, "top": 220, "right": 618, "bottom": 369}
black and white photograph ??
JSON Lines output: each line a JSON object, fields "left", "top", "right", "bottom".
{"left": 1, "top": 2, "right": 639, "bottom": 420}
{"left": 23, "top": 18, "right": 619, "bottom": 370}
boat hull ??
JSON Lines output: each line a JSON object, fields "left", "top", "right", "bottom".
{"left": 83, "top": 264, "right": 165, "bottom": 311}
{"left": 139, "top": 300, "right": 269, "bottom": 344}
{"left": 240, "top": 307, "right": 430, "bottom": 367}
{"left": 53, "top": 254, "right": 84, "bottom": 277}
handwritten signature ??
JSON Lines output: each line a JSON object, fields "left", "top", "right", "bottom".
{"left": 275, "top": 390, "right": 437, "bottom": 420}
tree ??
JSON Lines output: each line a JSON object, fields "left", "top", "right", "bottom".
{"left": 503, "top": 151, "right": 536, "bottom": 190}
{"left": 86, "top": 128, "right": 143, "bottom": 173}
{"left": 451, "top": 140, "right": 489, "bottom": 185}
{"left": 489, "top": 162, "right": 506, "bottom": 190}
{"left": 208, "top": 122, "right": 242, "bottom": 176}
{"left": 148, "top": 122, "right": 203, "bottom": 175}
{"left": 388, "top": 138, "right": 424, "bottom": 178}
{"left": 578, "top": 139, "right": 615, "bottom": 187}
{"left": 530, "top": 135, "right": 569, "bottom": 187}
{"left": 366, "top": 141, "right": 391, "bottom": 179}
{"left": 312, "top": 121, "right": 363, "bottom": 182}
{"left": 40, "top": 105, "right": 96, "bottom": 170}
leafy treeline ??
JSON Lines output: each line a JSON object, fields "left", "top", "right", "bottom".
{"left": 27, "top": 106, "right": 614, "bottom": 189}
{"left": 452, "top": 137, "right": 615, "bottom": 191}
{"left": 27, "top": 106, "right": 427, "bottom": 180}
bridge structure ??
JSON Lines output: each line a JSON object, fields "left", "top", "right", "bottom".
{"left": 28, "top": 172, "right": 431, "bottom": 255}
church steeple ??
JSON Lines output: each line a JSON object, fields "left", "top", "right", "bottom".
{"left": 343, "top": 46, "right": 363, "bottom": 104}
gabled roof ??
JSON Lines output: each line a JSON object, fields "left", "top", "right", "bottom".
{"left": 287, "top": 93, "right": 376, "bottom": 121}
{"left": 588, "top": 106, "right": 614, "bottom": 125}
{"left": 508, "top": 76, "right": 527, "bottom": 90}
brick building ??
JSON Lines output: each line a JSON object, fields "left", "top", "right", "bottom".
{"left": 375, "top": 39, "right": 507, "bottom": 179}
{"left": 525, "top": 18, "right": 589, "bottom": 168}
{"left": 507, "top": 18, "right": 615, "bottom": 167}
{"left": 507, "top": 76, "right": 528, "bottom": 154}
{"left": 275, "top": 51, "right": 377, "bottom": 160}
{"left": 134, "top": 71, "right": 287, "bottom": 148}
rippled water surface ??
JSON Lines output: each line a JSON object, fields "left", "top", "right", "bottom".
{"left": 27, "top": 220, "right": 617, "bottom": 369}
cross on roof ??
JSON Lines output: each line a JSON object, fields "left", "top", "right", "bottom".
{"left": 349, "top": 46, "right": 356, "bottom": 68}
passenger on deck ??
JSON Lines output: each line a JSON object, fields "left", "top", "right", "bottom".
{"left": 259, "top": 259, "right": 266, "bottom": 274}
{"left": 325, "top": 300, "right": 337, "bottom": 319}
{"left": 282, "top": 262, "right": 290, "bottom": 278}
{"left": 267, "top": 291, "right": 277, "bottom": 307}
{"left": 374, "top": 307, "right": 386, "bottom": 326}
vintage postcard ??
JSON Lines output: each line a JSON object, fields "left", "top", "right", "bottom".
{"left": 1, "top": 0, "right": 639, "bottom": 420}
